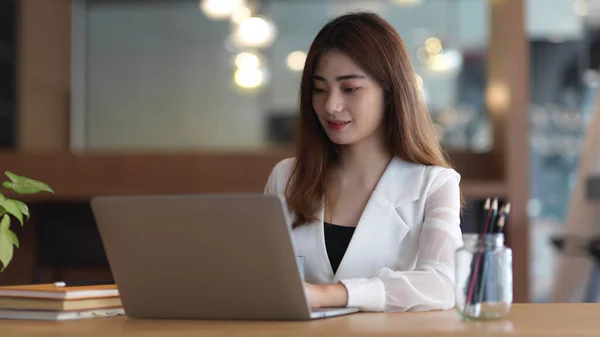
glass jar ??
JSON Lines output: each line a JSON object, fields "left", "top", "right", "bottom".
{"left": 455, "top": 233, "right": 513, "bottom": 320}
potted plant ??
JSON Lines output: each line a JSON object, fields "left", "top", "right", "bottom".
{"left": 0, "top": 171, "right": 54, "bottom": 272}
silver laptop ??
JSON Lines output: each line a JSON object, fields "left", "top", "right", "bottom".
{"left": 90, "top": 193, "right": 359, "bottom": 320}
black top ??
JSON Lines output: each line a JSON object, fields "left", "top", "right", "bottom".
{"left": 324, "top": 222, "right": 356, "bottom": 274}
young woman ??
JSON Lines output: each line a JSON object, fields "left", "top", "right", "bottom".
{"left": 264, "top": 12, "right": 463, "bottom": 313}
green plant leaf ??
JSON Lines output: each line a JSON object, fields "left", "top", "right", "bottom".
{"left": 3, "top": 171, "right": 54, "bottom": 194}
{"left": 0, "top": 214, "right": 18, "bottom": 272}
{"left": 0, "top": 196, "right": 22, "bottom": 226}
{"left": 11, "top": 200, "right": 29, "bottom": 221}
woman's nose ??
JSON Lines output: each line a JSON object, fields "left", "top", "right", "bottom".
{"left": 325, "top": 92, "right": 343, "bottom": 115}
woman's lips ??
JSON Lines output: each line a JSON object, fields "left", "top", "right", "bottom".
{"left": 326, "top": 120, "right": 351, "bottom": 130}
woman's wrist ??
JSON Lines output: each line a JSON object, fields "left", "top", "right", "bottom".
{"left": 319, "top": 283, "right": 349, "bottom": 308}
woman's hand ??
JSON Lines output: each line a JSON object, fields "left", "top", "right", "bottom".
{"left": 304, "top": 282, "right": 349, "bottom": 308}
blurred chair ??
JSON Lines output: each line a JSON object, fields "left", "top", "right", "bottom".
{"left": 551, "top": 234, "right": 600, "bottom": 302}
{"left": 551, "top": 86, "right": 600, "bottom": 302}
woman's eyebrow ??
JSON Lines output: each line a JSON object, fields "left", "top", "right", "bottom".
{"left": 312, "top": 74, "right": 366, "bottom": 81}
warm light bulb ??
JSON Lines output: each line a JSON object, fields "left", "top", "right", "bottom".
{"left": 573, "top": 0, "right": 589, "bottom": 16}
{"left": 231, "top": 6, "right": 251, "bottom": 24}
{"left": 234, "top": 16, "right": 277, "bottom": 48}
{"left": 200, "top": 0, "right": 244, "bottom": 20}
{"left": 425, "top": 37, "right": 442, "bottom": 55}
{"left": 486, "top": 82, "right": 510, "bottom": 112}
{"left": 392, "top": 0, "right": 424, "bottom": 7}
{"left": 286, "top": 51, "right": 306, "bottom": 72}
{"left": 235, "top": 52, "right": 260, "bottom": 69}
{"left": 425, "top": 50, "right": 462, "bottom": 73}
{"left": 234, "top": 67, "right": 264, "bottom": 88}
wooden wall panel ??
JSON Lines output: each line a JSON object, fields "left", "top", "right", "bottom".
{"left": 0, "top": 151, "right": 503, "bottom": 202}
{"left": 488, "top": 0, "right": 530, "bottom": 302}
{"left": 17, "top": 0, "right": 71, "bottom": 151}
{"left": 0, "top": 151, "right": 291, "bottom": 201}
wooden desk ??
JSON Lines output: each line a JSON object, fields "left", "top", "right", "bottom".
{"left": 0, "top": 304, "right": 598, "bottom": 337}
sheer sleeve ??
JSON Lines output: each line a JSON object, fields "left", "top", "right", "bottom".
{"left": 339, "top": 170, "right": 462, "bottom": 312}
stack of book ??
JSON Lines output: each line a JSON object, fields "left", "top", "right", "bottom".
{"left": 0, "top": 283, "right": 123, "bottom": 320}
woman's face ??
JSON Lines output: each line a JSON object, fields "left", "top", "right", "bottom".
{"left": 312, "top": 50, "right": 386, "bottom": 146}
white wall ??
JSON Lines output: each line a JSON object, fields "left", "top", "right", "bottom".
{"left": 85, "top": 1, "right": 265, "bottom": 150}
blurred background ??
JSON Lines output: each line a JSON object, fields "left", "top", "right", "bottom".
{"left": 1, "top": 0, "right": 600, "bottom": 304}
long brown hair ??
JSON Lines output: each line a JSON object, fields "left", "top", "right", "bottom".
{"left": 286, "top": 12, "right": 457, "bottom": 227}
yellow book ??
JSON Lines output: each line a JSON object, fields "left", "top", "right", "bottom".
{"left": 0, "top": 296, "right": 122, "bottom": 311}
{"left": 0, "top": 283, "right": 119, "bottom": 300}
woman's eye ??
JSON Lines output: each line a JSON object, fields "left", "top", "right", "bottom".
{"left": 343, "top": 87, "right": 360, "bottom": 93}
{"left": 313, "top": 88, "right": 326, "bottom": 93}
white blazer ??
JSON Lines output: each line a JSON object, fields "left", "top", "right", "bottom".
{"left": 264, "top": 157, "right": 463, "bottom": 312}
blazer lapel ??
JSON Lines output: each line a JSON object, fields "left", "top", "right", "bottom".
{"left": 332, "top": 157, "right": 426, "bottom": 281}
{"left": 312, "top": 207, "right": 336, "bottom": 282}
{"left": 294, "top": 206, "right": 337, "bottom": 283}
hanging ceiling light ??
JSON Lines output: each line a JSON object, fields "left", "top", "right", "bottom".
{"left": 233, "top": 16, "right": 277, "bottom": 48}
{"left": 232, "top": 51, "right": 267, "bottom": 90}
{"left": 286, "top": 51, "right": 306, "bottom": 72}
{"left": 573, "top": 0, "right": 589, "bottom": 16}
{"left": 392, "top": 0, "right": 424, "bottom": 7}
{"left": 231, "top": 5, "right": 252, "bottom": 24}
{"left": 235, "top": 52, "right": 261, "bottom": 69}
{"left": 200, "top": 0, "right": 245, "bottom": 20}
{"left": 424, "top": 37, "right": 443, "bottom": 54}
{"left": 425, "top": 49, "right": 462, "bottom": 73}
{"left": 234, "top": 67, "right": 264, "bottom": 89}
